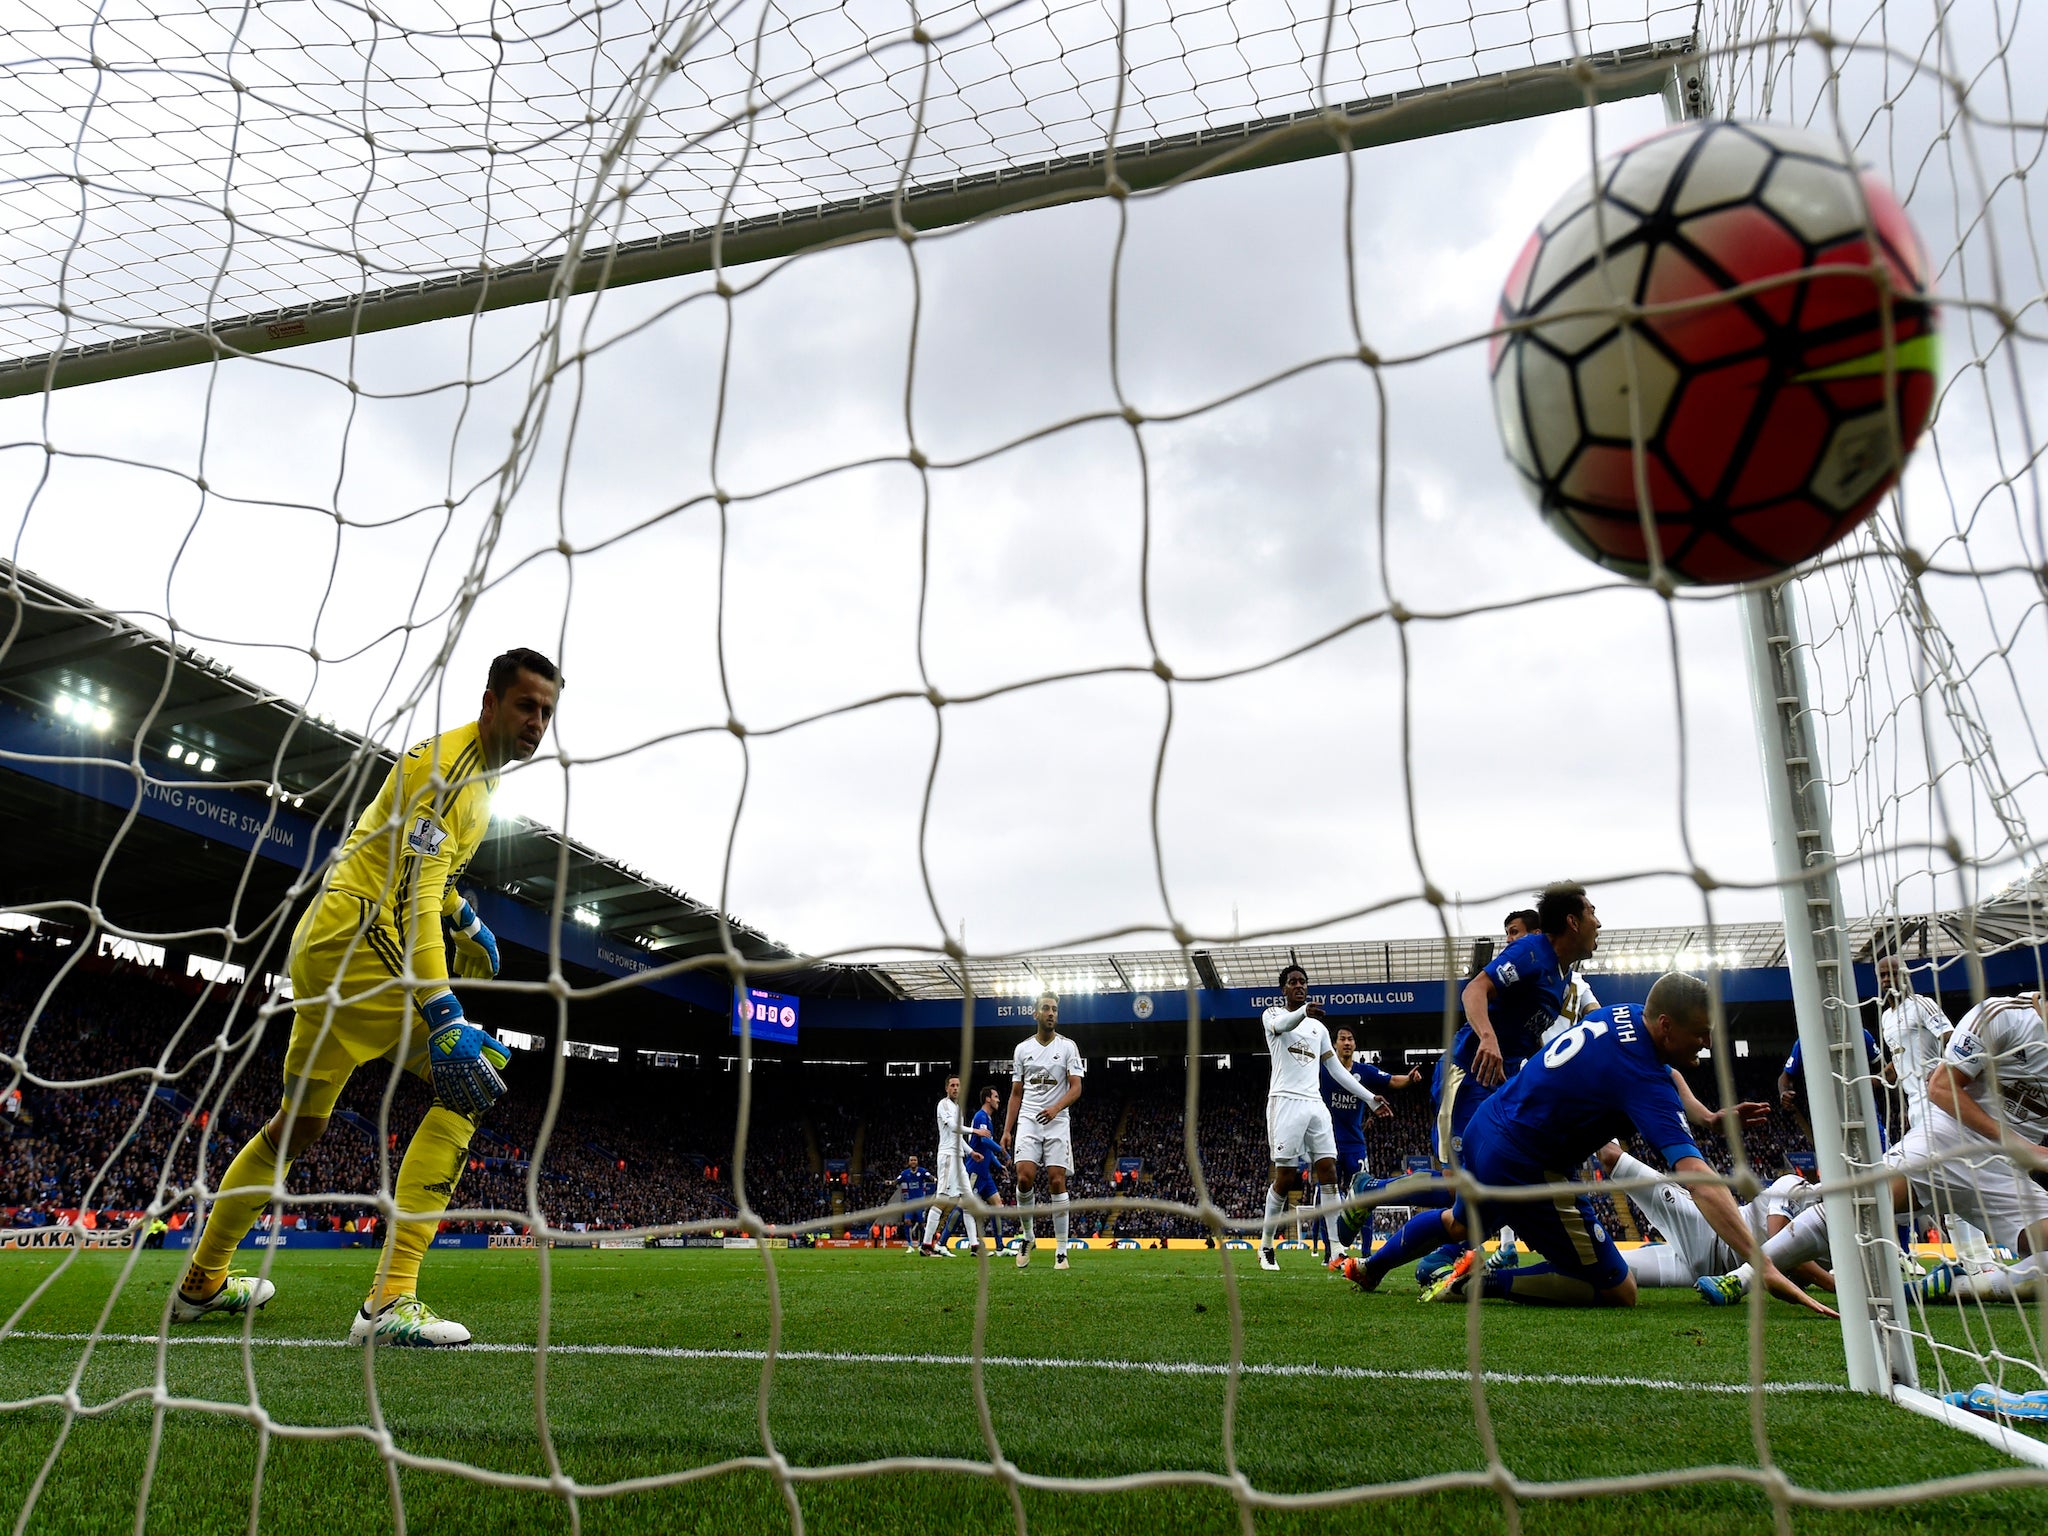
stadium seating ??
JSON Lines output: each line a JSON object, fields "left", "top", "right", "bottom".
{"left": 2, "top": 935, "right": 1813, "bottom": 1240}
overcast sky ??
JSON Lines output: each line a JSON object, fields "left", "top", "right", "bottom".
{"left": 2, "top": 0, "right": 2044, "bottom": 967}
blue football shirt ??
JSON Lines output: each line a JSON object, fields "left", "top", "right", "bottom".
{"left": 1321, "top": 1055, "right": 1395, "bottom": 1150}
{"left": 1450, "top": 930, "right": 1569, "bottom": 1079}
{"left": 1463, "top": 1003, "right": 1701, "bottom": 1181}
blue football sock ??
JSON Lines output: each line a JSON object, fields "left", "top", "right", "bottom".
{"left": 1365, "top": 1207, "right": 1454, "bottom": 1282}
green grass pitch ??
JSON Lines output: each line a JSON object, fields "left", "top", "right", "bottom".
{"left": 0, "top": 1248, "right": 2043, "bottom": 1534}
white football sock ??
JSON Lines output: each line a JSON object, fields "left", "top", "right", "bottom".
{"left": 1609, "top": 1151, "right": 1657, "bottom": 1184}
{"left": 963, "top": 1209, "right": 980, "bottom": 1248}
{"left": 1324, "top": 1208, "right": 1342, "bottom": 1258}
{"left": 1956, "top": 1251, "right": 2048, "bottom": 1300}
{"left": 1625, "top": 1243, "right": 1695, "bottom": 1287}
{"left": 1261, "top": 1186, "right": 1286, "bottom": 1250}
{"left": 1019, "top": 1187, "right": 1037, "bottom": 1244}
{"left": 921, "top": 1206, "right": 943, "bottom": 1247}
{"left": 1733, "top": 1203, "right": 1830, "bottom": 1291}
{"left": 1948, "top": 1217, "right": 1997, "bottom": 1269}
{"left": 1053, "top": 1192, "right": 1070, "bottom": 1254}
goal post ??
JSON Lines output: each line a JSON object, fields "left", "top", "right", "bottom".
{"left": 0, "top": 38, "right": 1692, "bottom": 400}
{"left": 8, "top": 0, "right": 2048, "bottom": 1525}
{"left": 1741, "top": 580, "right": 1914, "bottom": 1396}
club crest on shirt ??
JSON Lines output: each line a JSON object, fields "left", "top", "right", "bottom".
{"left": 406, "top": 813, "right": 449, "bottom": 857}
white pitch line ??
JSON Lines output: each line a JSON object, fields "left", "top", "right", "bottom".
{"left": 2, "top": 1332, "right": 1847, "bottom": 1395}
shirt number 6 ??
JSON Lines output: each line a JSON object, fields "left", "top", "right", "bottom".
{"left": 1542, "top": 1017, "right": 1610, "bottom": 1069}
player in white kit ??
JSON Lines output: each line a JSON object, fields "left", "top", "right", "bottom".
{"left": 1706, "top": 992, "right": 2048, "bottom": 1305}
{"left": 920, "top": 1074, "right": 983, "bottom": 1257}
{"left": 1598, "top": 1142, "right": 1831, "bottom": 1289}
{"left": 1878, "top": 955, "right": 1952, "bottom": 1131}
{"left": 1002, "top": 993, "right": 1086, "bottom": 1271}
{"left": 1260, "top": 964, "right": 1383, "bottom": 1271}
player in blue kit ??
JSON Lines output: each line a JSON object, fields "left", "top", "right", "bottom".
{"left": 1349, "top": 973, "right": 1835, "bottom": 1313}
{"left": 1314, "top": 1028, "right": 1423, "bottom": 1265}
{"left": 1416, "top": 889, "right": 1601, "bottom": 1282}
{"left": 1779, "top": 1032, "right": 1894, "bottom": 1147}
{"left": 1441, "top": 885, "right": 1602, "bottom": 1162}
{"left": 969, "top": 1086, "right": 1010, "bottom": 1249}
{"left": 895, "top": 1154, "right": 936, "bottom": 1253}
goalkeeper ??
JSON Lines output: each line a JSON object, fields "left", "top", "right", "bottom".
{"left": 173, "top": 649, "right": 561, "bottom": 1347}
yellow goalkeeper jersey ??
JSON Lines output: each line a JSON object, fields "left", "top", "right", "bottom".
{"left": 318, "top": 719, "right": 497, "bottom": 991}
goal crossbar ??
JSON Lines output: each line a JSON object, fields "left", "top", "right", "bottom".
{"left": 0, "top": 37, "right": 1694, "bottom": 401}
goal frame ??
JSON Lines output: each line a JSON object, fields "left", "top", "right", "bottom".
{"left": 0, "top": 38, "right": 1696, "bottom": 400}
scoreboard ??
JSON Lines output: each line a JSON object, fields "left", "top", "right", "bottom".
{"left": 732, "top": 986, "right": 799, "bottom": 1044}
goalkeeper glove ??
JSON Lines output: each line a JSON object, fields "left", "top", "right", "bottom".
{"left": 422, "top": 992, "right": 510, "bottom": 1118}
{"left": 445, "top": 898, "right": 501, "bottom": 979}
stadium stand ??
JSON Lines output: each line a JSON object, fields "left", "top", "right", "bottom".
{"left": 2, "top": 931, "right": 1831, "bottom": 1243}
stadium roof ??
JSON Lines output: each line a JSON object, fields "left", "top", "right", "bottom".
{"left": 867, "top": 885, "right": 2048, "bottom": 1002}
{"left": 7, "top": 558, "right": 2045, "bottom": 1011}
{"left": 0, "top": 561, "right": 891, "bottom": 992}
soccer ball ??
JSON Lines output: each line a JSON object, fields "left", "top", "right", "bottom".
{"left": 1490, "top": 120, "right": 1939, "bottom": 585}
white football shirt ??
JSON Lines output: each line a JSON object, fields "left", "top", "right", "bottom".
{"left": 1541, "top": 971, "right": 1602, "bottom": 1046}
{"left": 1013, "top": 1034, "right": 1086, "bottom": 1127}
{"left": 1263, "top": 1006, "right": 1332, "bottom": 1100}
{"left": 1943, "top": 993, "right": 2048, "bottom": 1142}
{"left": 1881, "top": 991, "right": 1952, "bottom": 1123}
{"left": 935, "top": 1096, "right": 965, "bottom": 1165}
{"left": 1747, "top": 1173, "right": 1820, "bottom": 1243}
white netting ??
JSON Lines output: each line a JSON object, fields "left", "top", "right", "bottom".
{"left": 1699, "top": 0, "right": 2048, "bottom": 1450}
{"left": 2, "top": 0, "right": 2048, "bottom": 1527}
{"left": 0, "top": 0, "right": 1688, "bottom": 373}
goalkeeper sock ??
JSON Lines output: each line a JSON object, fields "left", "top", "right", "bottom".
{"left": 1483, "top": 1261, "right": 1601, "bottom": 1306}
{"left": 184, "top": 1125, "right": 291, "bottom": 1295}
{"left": 1019, "top": 1187, "right": 1037, "bottom": 1246}
{"left": 1260, "top": 1185, "right": 1285, "bottom": 1250}
{"left": 1053, "top": 1192, "right": 1070, "bottom": 1254}
{"left": 374, "top": 1106, "right": 475, "bottom": 1307}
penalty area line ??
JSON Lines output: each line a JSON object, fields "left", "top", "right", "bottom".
{"left": 3, "top": 1332, "right": 1847, "bottom": 1394}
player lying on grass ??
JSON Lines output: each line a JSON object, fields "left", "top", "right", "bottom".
{"left": 174, "top": 648, "right": 560, "bottom": 1347}
{"left": 1259, "top": 964, "right": 1385, "bottom": 1271}
{"left": 1347, "top": 972, "right": 1835, "bottom": 1314}
{"left": 1701, "top": 991, "right": 2048, "bottom": 1307}
{"left": 1596, "top": 1141, "right": 1832, "bottom": 1291}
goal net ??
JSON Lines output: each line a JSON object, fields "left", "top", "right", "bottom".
{"left": 1, "top": 0, "right": 2047, "bottom": 1526}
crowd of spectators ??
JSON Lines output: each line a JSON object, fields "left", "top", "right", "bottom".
{"left": 4, "top": 934, "right": 1821, "bottom": 1246}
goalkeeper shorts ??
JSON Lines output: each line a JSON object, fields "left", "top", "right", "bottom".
{"left": 280, "top": 891, "right": 435, "bottom": 1119}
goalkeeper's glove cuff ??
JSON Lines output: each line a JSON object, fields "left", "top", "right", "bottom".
{"left": 451, "top": 900, "right": 501, "bottom": 975}
{"left": 422, "top": 990, "right": 464, "bottom": 1030}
